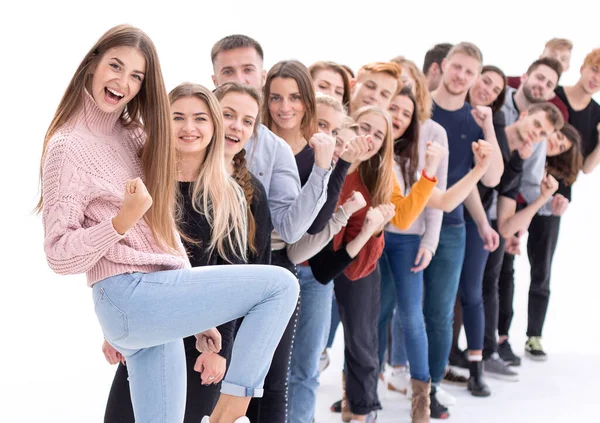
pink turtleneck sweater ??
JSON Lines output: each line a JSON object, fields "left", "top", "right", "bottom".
{"left": 42, "top": 92, "right": 189, "bottom": 286}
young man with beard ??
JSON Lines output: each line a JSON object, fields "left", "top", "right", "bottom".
{"left": 211, "top": 34, "right": 332, "bottom": 245}
{"left": 510, "top": 48, "right": 600, "bottom": 361}
{"left": 210, "top": 35, "right": 337, "bottom": 423}
{"left": 481, "top": 102, "right": 564, "bottom": 378}
{"left": 424, "top": 42, "right": 504, "bottom": 415}
{"left": 494, "top": 57, "right": 573, "bottom": 364}
{"left": 423, "top": 43, "right": 453, "bottom": 92}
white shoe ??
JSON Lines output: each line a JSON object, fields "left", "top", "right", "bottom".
{"left": 201, "top": 417, "right": 250, "bottom": 423}
{"left": 318, "top": 349, "right": 330, "bottom": 374}
{"left": 435, "top": 385, "right": 456, "bottom": 407}
{"left": 385, "top": 365, "right": 411, "bottom": 397}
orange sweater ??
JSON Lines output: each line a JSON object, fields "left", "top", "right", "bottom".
{"left": 333, "top": 171, "right": 437, "bottom": 281}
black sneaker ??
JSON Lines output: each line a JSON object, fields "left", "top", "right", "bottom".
{"left": 430, "top": 386, "right": 450, "bottom": 419}
{"left": 525, "top": 337, "right": 548, "bottom": 362}
{"left": 498, "top": 340, "right": 521, "bottom": 367}
{"left": 441, "top": 366, "right": 468, "bottom": 386}
{"left": 448, "top": 349, "right": 469, "bottom": 369}
{"left": 330, "top": 399, "right": 341, "bottom": 413}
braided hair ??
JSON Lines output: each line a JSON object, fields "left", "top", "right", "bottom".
{"left": 231, "top": 149, "right": 257, "bottom": 255}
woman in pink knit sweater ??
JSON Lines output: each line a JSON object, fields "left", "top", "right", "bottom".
{"left": 37, "top": 24, "right": 298, "bottom": 423}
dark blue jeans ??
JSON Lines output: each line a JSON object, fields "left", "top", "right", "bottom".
{"left": 458, "top": 219, "right": 489, "bottom": 351}
{"left": 379, "top": 233, "right": 429, "bottom": 382}
{"left": 423, "top": 224, "right": 466, "bottom": 384}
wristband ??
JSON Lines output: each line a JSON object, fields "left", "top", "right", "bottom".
{"left": 421, "top": 169, "right": 436, "bottom": 182}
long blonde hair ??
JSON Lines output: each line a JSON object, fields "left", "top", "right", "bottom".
{"left": 352, "top": 106, "right": 395, "bottom": 207}
{"left": 170, "top": 83, "right": 249, "bottom": 263}
{"left": 36, "top": 24, "right": 180, "bottom": 254}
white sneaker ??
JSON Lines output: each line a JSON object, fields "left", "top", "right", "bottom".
{"left": 385, "top": 365, "right": 411, "bottom": 396}
{"left": 201, "top": 417, "right": 250, "bottom": 423}
{"left": 318, "top": 349, "right": 330, "bottom": 374}
{"left": 435, "top": 385, "right": 456, "bottom": 407}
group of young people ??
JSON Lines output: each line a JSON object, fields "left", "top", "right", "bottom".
{"left": 38, "top": 24, "right": 599, "bottom": 423}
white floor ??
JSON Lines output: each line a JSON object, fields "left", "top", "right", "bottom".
{"left": 4, "top": 177, "right": 600, "bottom": 423}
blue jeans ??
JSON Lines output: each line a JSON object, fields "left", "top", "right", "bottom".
{"left": 459, "top": 219, "right": 489, "bottom": 351}
{"left": 93, "top": 266, "right": 299, "bottom": 423}
{"left": 289, "top": 265, "right": 333, "bottom": 423}
{"left": 382, "top": 233, "right": 429, "bottom": 382}
{"left": 423, "top": 224, "right": 466, "bottom": 384}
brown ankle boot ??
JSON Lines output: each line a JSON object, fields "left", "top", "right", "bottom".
{"left": 341, "top": 371, "right": 352, "bottom": 422}
{"left": 410, "top": 378, "right": 431, "bottom": 423}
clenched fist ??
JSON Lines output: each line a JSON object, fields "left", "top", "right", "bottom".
{"left": 473, "top": 139, "right": 493, "bottom": 170}
{"left": 112, "top": 178, "right": 153, "bottom": 234}
{"left": 310, "top": 133, "right": 336, "bottom": 170}
{"left": 423, "top": 141, "right": 447, "bottom": 178}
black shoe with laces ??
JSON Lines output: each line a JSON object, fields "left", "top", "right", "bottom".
{"left": 430, "top": 386, "right": 450, "bottom": 419}
{"left": 498, "top": 340, "right": 522, "bottom": 366}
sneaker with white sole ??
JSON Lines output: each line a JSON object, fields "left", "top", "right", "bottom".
{"left": 318, "top": 349, "right": 330, "bottom": 373}
{"left": 386, "top": 366, "right": 411, "bottom": 396}
{"left": 435, "top": 385, "right": 456, "bottom": 407}
{"left": 525, "top": 336, "right": 548, "bottom": 362}
{"left": 484, "top": 353, "right": 519, "bottom": 382}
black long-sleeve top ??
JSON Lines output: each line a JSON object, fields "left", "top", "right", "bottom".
{"left": 179, "top": 176, "right": 272, "bottom": 360}
{"left": 466, "top": 111, "right": 524, "bottom": 221}
{"left": 295, "top": 144, "right": 351, "bottom": 234}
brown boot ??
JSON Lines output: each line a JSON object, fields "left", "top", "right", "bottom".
{"left": 410, "top": 378, "right": 431, "bottom": 423}
{"left": 341, "top": 371, "right": 352, "bottom": 422}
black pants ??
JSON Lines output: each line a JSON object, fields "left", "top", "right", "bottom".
{"left": 482, "top": 220, "right": 506, "bottom": 358}
{"left": 526, "top": 214, "right": 561, "bottom": 337}
{"left": 497, "top": 214, "right": 561, "bottom": 338}
{"left": 245, "top": 249, "right": 299, "bottom": 423}
{"left": 104, "top": 335, "right": 232, "bottom": 423}
{"left": 334, "top": 266, "right": 382, "bottom": 416}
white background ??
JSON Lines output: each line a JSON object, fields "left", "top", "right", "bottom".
{"left": 0, "top": 1, "right": 598, "bottom": 421}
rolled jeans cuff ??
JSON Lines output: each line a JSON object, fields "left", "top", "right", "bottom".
{"left": 221, "top": 381, "right": 264, "bottom": 398}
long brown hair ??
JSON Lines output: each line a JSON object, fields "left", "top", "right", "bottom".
{"left": 263, "top": 60, "right": 317, "bottom": 141}
{"left": 352, "top": 106, "right": 395, "bottom": 207}
{"left": 170, "top": 83, "right": 249, "bottom": 262}
{"left": 36, "top": 24, "right": 179, "bottom": 253}
{"left": 392, "top": 87, "right": 421, "bottom": 190}
{"left": 214, "top": 82, "right": 264, "bottom": 256}
{"left": 546, "top": 123, "right": 583, "bottom": 186}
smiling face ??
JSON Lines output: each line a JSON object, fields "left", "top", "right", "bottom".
{"left": 388, "top": 94, "right": 414, "bottom": 140}
{"left": 171, "top": 96, "right": 214, "bottom": 158}
{"left": 90, "top": 46, "right": 146, "bottom": 113}
{"left": 514, "top": 110, "right": 555, "bottom": 145}
{"left": 212, "top": 47, "right": 265, "bottom": 91}
{"left": 351, "top": 71, "right": 399, "bottom": 110}
{"left": 220, "top": 91, "right": 259, "bottom": 158}
{"left": 441, "top": 52, "right": 480, "bottom": 96}
{"left": 469, "top": 70, "right": 505, "bottom": 107}
{"left": 541, "top": 47, "right": 571, "bottom": 73}
{"left": 521, "top": 64, "right": 559, "bottom": 103}
{"left": 356, "top": 111, "right": 388, "bottom": 161}
{"left": 579, "top": 64, "right": 600, "bottom": 95}
{"left": 546, "top": 130, "right": 573, "bottom": 157}
{"left": 267, "top": 77, "right": 306, "bottom": 134}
